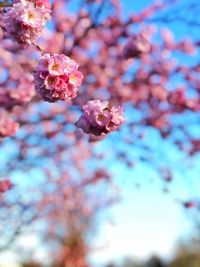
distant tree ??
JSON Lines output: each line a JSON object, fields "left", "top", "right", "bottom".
{"left": 1, "top": 0, "right": 200, "bottom": 265}
{"left": 169, "top": 240, "right": 200, "bottom": 267}
{"left": 146, "top": 256, "right": 165, "bottom": 267}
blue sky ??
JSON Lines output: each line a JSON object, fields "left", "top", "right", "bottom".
{"left": 1, "top": 0, "right": 200, "bottom": 266}
{"left": 89, "top": 134, "right": 199, "bottom": 265}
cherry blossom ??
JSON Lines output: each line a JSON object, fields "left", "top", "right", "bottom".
{"left": 2, "top": 0, "right": 51, "bottom": 46}
{"left": 76, "top": 99, "right": 125, "bottom": 136}
{"left": 34, "top": 53, "right": 83, "bottom": 102}
{"left": 123, "top": 34, "right": 151, "bottom": 59}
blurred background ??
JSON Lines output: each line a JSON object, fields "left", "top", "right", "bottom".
{"left": 1, "top": 0, "right": 200, "bottom": 266}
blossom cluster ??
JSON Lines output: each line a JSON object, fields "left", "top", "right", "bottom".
{"left": 76, "top": 99, "right": 125, "bottom": 136}
{"left": 34, "top": 53, "right": 83, "bottom": 102}
{"left": 9, "top": 79, "right": 35, "bottom": 104}
{"left": 123, "top": 34, "right": 151, "bottom": 59}
{"left": 3, "top": 0, "right": 51, "bottom": 45}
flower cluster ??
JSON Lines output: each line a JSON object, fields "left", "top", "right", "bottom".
{"left": 3, "top": 0, "right": 51, "bottom": 45}
{"left": 0, "top": 110, "right": 19, "bottom": 139}
{"left": 0, "top": 179, "right": 13, "bottom": 193}
{"left": 9, "top": 74, "right": 35, "bottom": 103}
{"left": 76, "top": 99, "right": 125, "bottom": 136}
{"left": 123, "top": 34, "right": 151, "bottom": 59}
{"left": 34, "top": 53, "right": 83, "bottom": 102}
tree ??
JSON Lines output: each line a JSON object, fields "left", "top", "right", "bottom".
{"left": 146, "top": 256, "right": 165, "bottom": 267}
{"left": 0, "top": 0, "right": 200, "bottom": 265}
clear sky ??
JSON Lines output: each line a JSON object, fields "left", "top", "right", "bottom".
{"left": 90, "top": 165, "right": 195, "bottom": 266}
{"left": 1, "top": 1, "right": 200, "bottom": 266}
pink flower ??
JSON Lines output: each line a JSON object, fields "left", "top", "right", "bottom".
{"left": 33, "top": 0, "right": 51, "bottom": 8}
{"left": 123, "top": 34, "right": 151, "bottom": 59}
{"left": 10, "top": 82, "right": 35, "bottom": 103}
{"left": 37, "top": 53, "right": 51, "bottom": 72}
{"left": 76, "top": 99, "right": 125, "bottom": 136}
{"left": 69, "top": 71, "right": 83, "bottom": 87}
{"left": 48, "top": 54, "right": 66, "bottom": 76}
{"left": 3, "top": 0, "right": 51, "bottom": 46}
{"left": 20, "top": 2, "right": 43, "bottom": 27}
{"left": 54, "top": 76, "right": 68, "bottom": 91}
{"left": 9, "top": 74, "right": 35, "bottom": 103}
{"left": 34, "top": 54, "right": 83, "bottom": 102}
{"left": 62, "top": 56, "right": 79, "bottom": 73}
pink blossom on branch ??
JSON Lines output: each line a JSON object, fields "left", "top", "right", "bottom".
{"left": 2, "top": 0, "right": 51, "bottom": 46}
{"left": 34, "top": 53, "right": 83, "bottom": 102}
{"left": 76, "top": 99, "right": 125, "bottom": 136}
{"left": 123, "top": 34, "right": 152, "bottom": 59}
